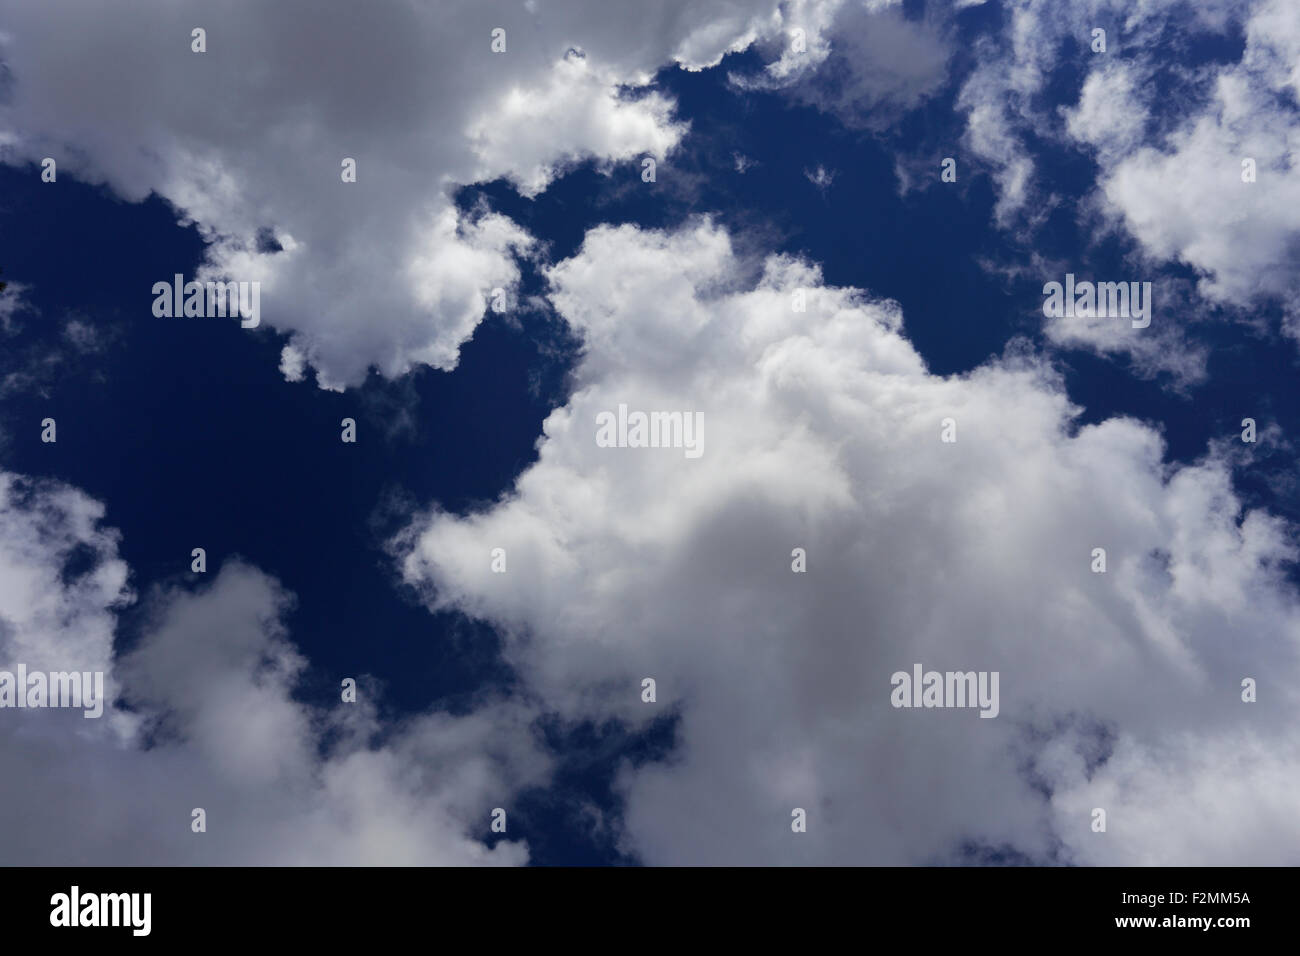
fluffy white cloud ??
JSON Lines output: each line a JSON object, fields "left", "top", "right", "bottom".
{"left": 1063, "top": 60, "right": 1147, "bottom": 164}
{"left": 949, "top": 0, "right": 1300, "bottom": 372}
{"left": 0, "top": 473, "right": 131, "bottom": 734}
{"left": 0, "top": 0, "right": 818, "bottom": 389}
{"left": 468, "top": 54, "right": 687, "bottom": 198}
{"left": 1096, "top": 0, "right": 1300, "bottom": 326}
{"left": 400, "top": 219, "right": 1300, "bottom": 864}
{"left": 731, "top": 0, "right": 949, "bottom": 132}
{"left": 1033, "top": 261, "right": 1211, "bottom": 383}
{"left": 955, "top": 0, "right": 1243, "bottom": 224}
{"left": 0, "top": 472, "right": 547, "bottom": 864}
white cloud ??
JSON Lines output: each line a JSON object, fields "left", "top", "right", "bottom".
{"left": 1096, "top": 0, "right": 1300, "bottom": 327}
{"left": 955, "top": 4, "right": 1055, "bottom": 224}
{"left": 0, "top": 281, "right": 32, "bottom": 334}
{"left": 0, "top": 0, "right": 817, "bottom": 389}
{"left": 0, "top": 473, "right": 132, "bottom": 736}
{"left": 400, "top": 219, "right": 1300, "bottom": 864}
{"left": 732, "top": 0, "right": 949, "bottom": 131}
{"left": 468, "top": 55, "right": 687, "bottom": 198}
{"left": 5, "top": 0, "right": 1297, "bottom": 868}
{"left": 1035, "top": 263, "right": 1211, "bottom": 384}
{"left": 730, "top": 0, "right": 847, "bottom": 85}
{"left": 1063, "top": 60, "right": 1148, "bottom": 164}
{"left": 804, "top": 164, "right": 835, "bottom": 190}
{"left": 951, "top": 0, "right": 1300, "bottom": 371}
{"left": 0, "top": 472, "right": 548, "bottom": 864}
{"left": 955, "top": 0, "right": 1244, "bottom": 223}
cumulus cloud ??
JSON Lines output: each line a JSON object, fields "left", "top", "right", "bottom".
{"left": 0, "top": 472, "right": 547, "bottom": 864}
{"left": 0, "top": 473, "right": 131, "bottom": 732}
{"left": 954, "top": 0, "right": 1243, "bottom": 225}
{"left": 468, "top": 54, "right": 688, "bottom": 197}
{"left": 946, "top": 0, "right": 1300, "bottom": 373}
{"left": 0, "top": 0, "right": 813, "bottom": 389}
{"left": 5, "top": 0, "right": 1297, "bottom": 869}
{"left": 1095, "top": 0, "right": 1300, "bottom": 329}
{"left": 1062, "top": 60, "right": 1148, "bottom": 164}
{"left": 399, "top": 219, "right": 1300, "bottom": 864}
{"left": 732, "top": 0, "right": 950, "bottom": 131}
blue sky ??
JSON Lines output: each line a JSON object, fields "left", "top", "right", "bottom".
{"left": 0, "top": 0, "right": 1298, "bottom": 865}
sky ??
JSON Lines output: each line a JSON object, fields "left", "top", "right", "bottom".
{"left": 0, "top": 0, "right": 1297, "bottom": 865}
